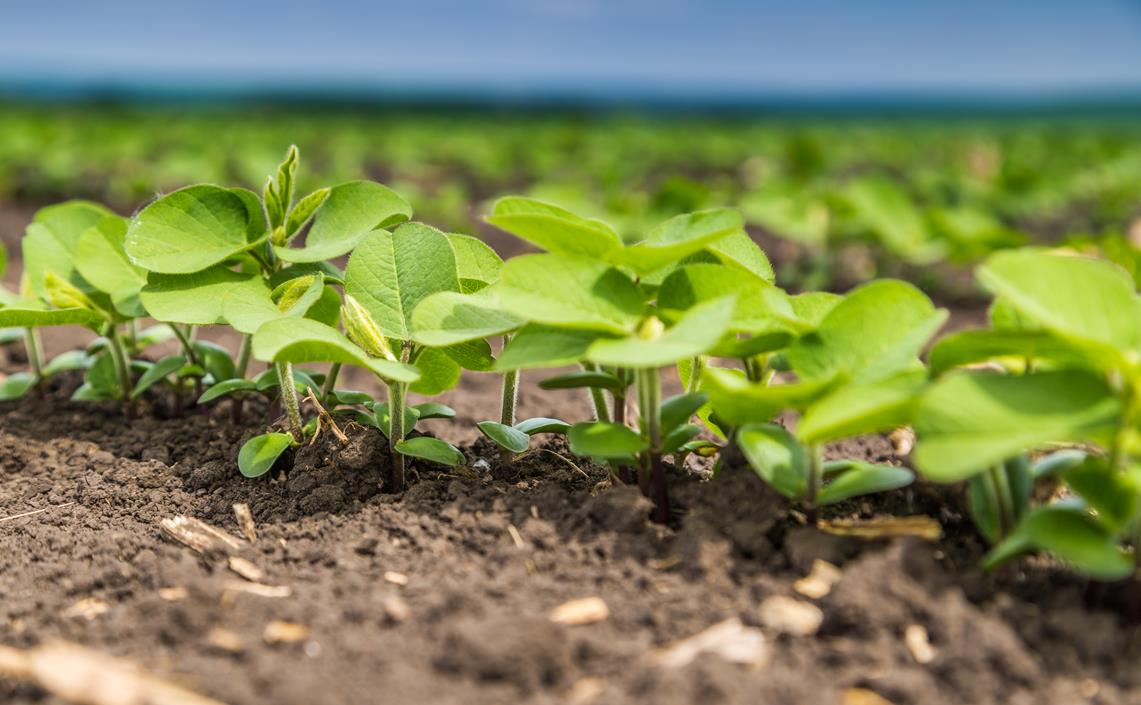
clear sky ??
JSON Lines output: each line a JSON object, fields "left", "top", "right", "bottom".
{"left": 3, "top": 0, "right": 1141, "bottom": 98}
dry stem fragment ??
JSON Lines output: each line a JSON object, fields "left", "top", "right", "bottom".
{"left": 649, "top": 618, "right": 768, "bottom": 669}
{"left": 222, "top": 580, "right": 292, "bottom": 598}
{"left": 227, "top": 556, "right": 265, "bottom": 583}
{"left": 842, "top": 688, "right": 897, "bottom": 705}
{"left": 160, "top": 516, "right": 243, "bottom": 553}
{"left": 818, "top": 515, "right": 941, "bottom": 541}
{"left": 383, "top": 571, "right": 409, "bottom": 586}
{"left": 158, "top": 587, "right": 188, "bottom": 602}
{"left": 207, "top": 628, "right": 244, "bottom": 654}
{"left": 549, "top": 597, "right": 610, "bottom": 625}
{"left": 232, "top": 503, "right": 257, "bottom": 543}
{"left": 0, "top": 640, "right": 226, "bottom": 705}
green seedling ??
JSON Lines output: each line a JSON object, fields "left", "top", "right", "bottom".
{"left": 914, "top": 249, "right": 1141, "bottom": 579}
{"left": 704, "top": 279, "right": 946, "bottom": 519}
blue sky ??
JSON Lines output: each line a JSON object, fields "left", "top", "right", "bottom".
{"left": 3, "top": 0, "right": 1141, "bottom": 97}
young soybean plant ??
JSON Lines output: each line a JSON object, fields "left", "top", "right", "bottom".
{"left": 468, "top": 198, "right": 789, "bottom": 522}
{"left": 124, "top": 146, "right": 413, "bottom": 471}
{"left": 703, "top": 280, "right": 947, "bottom": 520}
{"left": 913, "top": 249, "right": 1141, "bottom": 580}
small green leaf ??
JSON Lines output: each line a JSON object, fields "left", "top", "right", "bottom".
{"left": 275, "top": 181, "right": 412, "bottom": 262}
{"left": 495, "top": 325, "right": 611, "bottom": 371}
{"left": 817, "top": 461, "right": 914, "bottom": 505}
{"left": 411, "top": 402, "right": 456, "bottom": 420}
{"left": 478, "top": 421, "right": 530, "bottom": 453}
{"left": 983, "top": 507, "right": 1133, "bottom": 580}
{"left": 0, "top": 303, "right": 103, "bottom": 330}
{"left": 703, "top": 367, "right": 835, "bottom": 426}
{"left": 706, "top": 230, "right": 775, "bottom": 282}
{"left": 568, "top": 421, "right": 648, "bottom": 459}
{"left": 587, "top": 296, "right": 736, "bottom": 368}
{"left": 126, "top": 185, "right": 265, "bottom": 273}
{"left": 514, "top": 417, "right": 570, "bottom": 435}
{"left": 538, "top": 370, "right": 625, "bottom": 392}
{"left": 395, "top": 437, "right": 466, "bottom": 466}
{"left": 130, "top": 355, "right": 185, "bottom": 399}
{"left": 334, "top": 389, "right": 375, "bottom": 406}
{"left": 0, "top": 372, "right": 37, "bottom": 401}
{"left": 42, "top": 350, "right": 92, "bottom": 377}
{"left": 192, "top": 340, "right": 237, "bottom": 383}
{"left": 737, "top": 423, "right": 807, "bottom": 500}
{"left": 487, "top": 197, "right": 622, "bottom": 260}
{"left": 1062, "top": 456, "right": 1139, "bottom": 531}
{"left": 142, "top": 267, "right": 257, "bottom": 325}
{"left": 198, "top": 378, "right": 257, "bottom": 404}
{"left": 845, "top": 178, "right": 942, "bottom": 264}
{"left": 71, "top": 383, "right": 116, "bottom": 401}
{"left": 409, "top": 347, "right": 461, "bottom": 395}
{"left": 238, "top": 432, "right": 294, "bottom": 478}
{"left": 662, "top": 424, "right": 702, "bottom": 454}
{"left": 660, "top": 393, "right": 708, "bottom": 433}
{"left": 374, "top": 403, "right": 421, "bottom": 438}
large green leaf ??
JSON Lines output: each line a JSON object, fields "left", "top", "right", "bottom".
{"left": 797, "top": 371, "right": 926, "bottom": 444}
{"left": 411, "top": 289, "right": 523, "bottom": 346}
{"left": 703, "top": 367, "right": 835, "bottom": 426}
{"left": 929, "top": 329, "right": 1102, "bottom": 376}
{"left": 446, "top": 233, "right": 503, "bottom": 291}
{"left": 486, "top": 197, "right": 622, "bottom": 260}
{"left": 345, "top": 223, "right": 459, "bottom": 341}
{"left": 913, "top": 370, "right": 1122, "bottom": 482}
{"left": 73, "top": 216, "right": 146, "bottom": 316}
{"left": 494, "top": 254, "right": 644, "bottom": 334}
{"left": 586, "top": 295, "right": 735, "bottom": 368}
{"left": 658, "top": 263, "right": 801, "bottom": 334}
{"left": 275, "top": 181, "right": 412, "bottom": 263}
{"left": 978, "top": 250, "right": 1141, "bottom": 353}
{"left": 495, "top": 325, "right": 611, "bottom": 371}
{"left": 568, "top": 421, "right": 647, "bottom": 459}
{"left": 252, "top": 317, "right": 419, "bottom": 383}
{"left": 789, "top": 279, "right": 947, "bottom": 383}
{"left": 126, "top": 185, "right": 265, "bottom": 273}
{"left": 619, "top": 209, "right": 743, "bottom": 275}
{"left": 737, "top": 423, "right": 806, "bottom": 500}
{"left": 141, "top": 267, "right": 257, "bottom": 325}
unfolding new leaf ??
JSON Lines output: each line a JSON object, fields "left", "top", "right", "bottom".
{"left": 737, "top": 423, "right": 806, "bottom": 500}
{"left": 586, "top": 296, "right": 736, "bottom": 368}
{"left": 619, "top": 209, "right": 743, "bottom": 275}
{"left": 275, "top": 181, "right": 411, "bottom": 262}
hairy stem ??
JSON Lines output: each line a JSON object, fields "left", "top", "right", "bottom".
{"left": 235, "top": 333, "right": 252, "bottom": 379}
{"left": 388, "top": 381, "right": 407, "bottom": 492}
{"left": 988, "top": 463, "right": 1016, "bottom": 539}
{"left": 321, "top": 362, "right": 342, "bottom": 402}
{"left": 107, "top": 326, "right": 135, "bottom": 422}
{"left": 637, "top": 367, "right": 669, "bottom": 524}
{"left": 23, "top": 328, "right": 42, "bottom": 380}
{"left": 276, "top": 361, "right": 303, "bottom": 438}
{"left": 582, "top": 362, "right": 611, "bottom": 423}
{"left": 612, "top": 391, "right": 626, "bottom": 426}
{"left": 685, "top": 356, "right": 704, "bottom": 394}
{"left": 499, "top": 336, "right": 519, "bottom": 426}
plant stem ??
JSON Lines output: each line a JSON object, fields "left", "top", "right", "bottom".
{"left": 107, "top": 326, "right": 135, "bottom": 422}
{"left": 612, "top": 392, "right": 626, "bottom": 426}
{"left": 582, "top": 362, "right": 611, "bottom": 423}
{"left": 686, "top": 356, "right": 704, "bottom": 394}
{"left": 321, "top": 362, "right": 342, "bottom": 402}
{"left": 988, "top": 463, "right": 1016, "bottom": 539}
{"left": 388, "top": 381, "right": 407, "bottom": 492}
{"left": 23, "top": 328, "right": 42, "bottom": 380}
{"left": 235, "top": 333, "right": 252, "bottom": 378}
{"left": 276, "top": 361, "right": 303, "bottom": 438}
{"left": 805, "top": 443, "right": 823, "bottom": 523}
{"left": 169, "top": 323, "right": 198, "bottom": 366}
{"left": 637, "top": 366, "right": 669, "bottom": 524}
{"left": 499, "top": 336, "right": 519, "bottom": 426}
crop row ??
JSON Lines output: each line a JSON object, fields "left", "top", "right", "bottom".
{"left": 1, "top": 147, "right": 1138, "bottom": 582}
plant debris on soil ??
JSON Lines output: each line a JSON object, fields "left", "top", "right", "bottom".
{"left": 2, "top": 386, "right": 1139, "bottom": 705}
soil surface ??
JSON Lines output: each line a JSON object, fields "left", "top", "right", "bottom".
{"left": 1, "top": 381, "right": 1139, "bottom": 705}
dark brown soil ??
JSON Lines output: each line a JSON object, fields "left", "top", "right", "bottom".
{"left": 2, "top": 376, "right": 1139, "bottom": 705}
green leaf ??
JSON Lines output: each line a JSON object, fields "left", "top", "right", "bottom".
{"left": 660, "top": 393, "right": 708, "bottom": 433}
{"left": 845, "top": 178, "right": 942, "bottom": 264}
{"left": 275, "top": 181, "right": 412, "bottom": 262}
{"left": 85, "top": 352, "right": 120, "bottom": 397}
{"left": 141, "top": 267, "right": 257, "bottom": 325}
{"left": 252, "top": 318, "right": 419, "bottom": 383}
{"left": 620, "top": 209, "right": 743, "bottom": 275}
{"left": 514, "top": 417, "right": 571, "bottom": 435}
{"left": 703, "top": 367, "right": 835, "bottom": 426}
{"left": 789, "top": 279, "right": 947, "bottom": 383}
{"left": 706, "top": 230, "right": 775, "bottom": 283}
{"left": 662, "top": 424, "right": 702, "bottom": 454}
{"left": 446, "top": 233, "right": 503, "bottom": 291}
{"left": 0, "top": 372, "right": 37, "bottom": 401}
{"left": 71, "top": 383, "right": 116, "bottom": 401}
{"left": 487, "top": 197, "right": 622, "bottom": 260}
{"left": 284, "top": 187, "right": 330, "bottom": 237}
{"left": 568, "top": 421, "right": 648, "bottom": 459}
{"left": 411, "top": 289, "right": 523, "bottom": 346}
{"left": 493, "top": 254, "right": 644, "bottom": 334}
{"left": 979, "top": 250, "right": 1140, "bottom": 352}
{"left": 587, "top": 295, "right": 736, "bottom": 368}
{"left": 495, "top": 324, "right": 611, "bottom": 371}
{"left": 333, "top": 389, "right": 375, "bottom": 406}
{"left": 929, "top": 329, "right": 1099, "bottom": 376}
{"left": 130, "top": 355, "right": 185, "bottom": 399}
{"left": 982, "top": 507, "right": 1133, "bottom": 580}
{"left": 0, "top": 303, "right": 103, "bottom": 330}
{"left": 198, "top": 378, "right": 257, "bottom": 404}
{"left": 395, "top": 437, "right": 466, "bottom": 466}
{"left": 409, "top": 347, "right": 461, "bottom": 395}
{"left": 789, "top": 292, "right": 842, "bottom": 328}
{"left": 238, "top": 432, "right": 294, "bottom": 478}
{"left": 374, "top": 403, "right": 421, "bottom": 438}
{"left": 42, "top": 350, "right": 92, "bottom": 377}
{"left": 737, "top": 423, "right": 806, "bottom": 500}
{"left": 411, "top": 402, "right": 456, "bottom": 420}
{"left": 658, "top": 263, "right": 801, "bottom": 335}
{"left": 73, "top": 216, "right": 146, "bottom": 316}
{"left": 1062, "top": 456, "right": 1139, "bottom": 531}
{"left": 345, "top": 223, "right": 459, "bottom": 341}
{"left": 192, "top": 340, "right": 237, "bottom": 383}
{"left": 797, "top": 371, "right": 926, "bottom": 445}
{"left": 538, "top": 370, "right": 625, "bottom": 392}
{"left": 126, "top": 185, "right": 265, "bottom": 273}
{"left": 477, "top": 421, "right": 530, "bottom": 453}
{"left": 817, "top": 461, "right": 914, "bottom": 505}
{"left": 913, "top": 370, "right": 1122, "bottom": 483}
{"left": 22, "top": 201, "right": 113, "bottom": 299}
